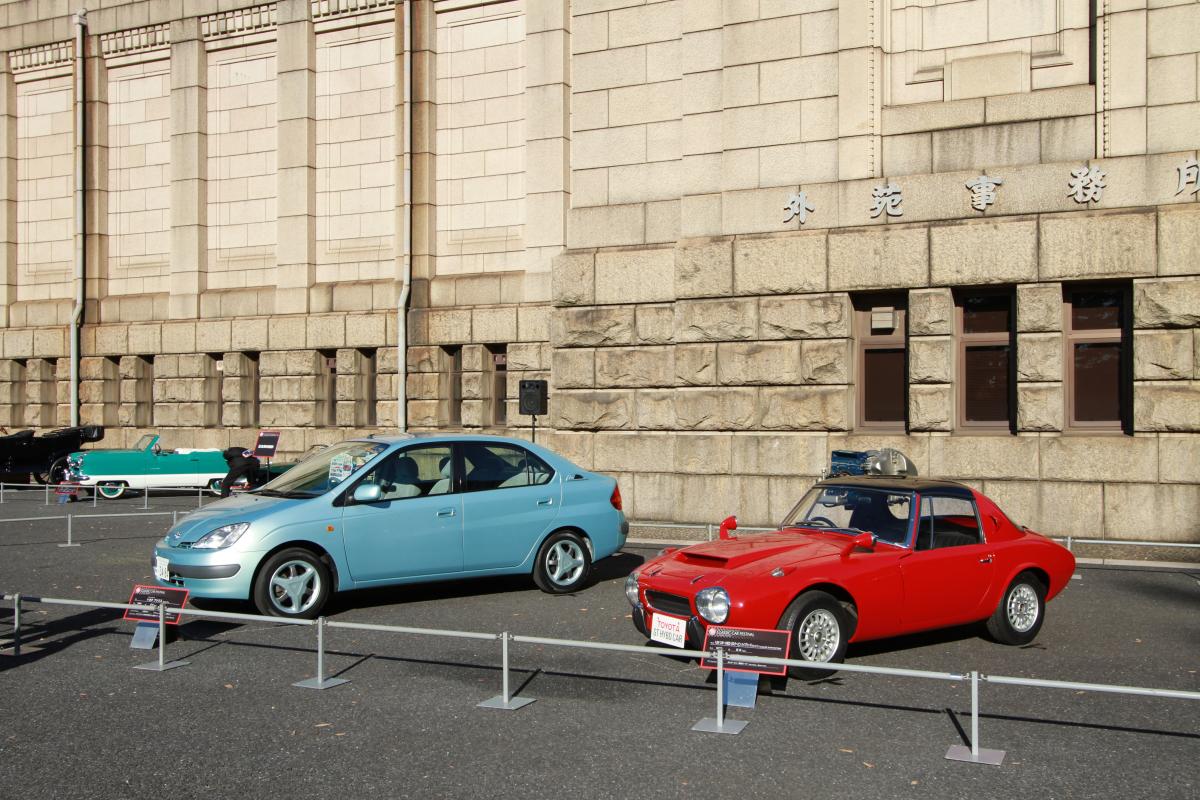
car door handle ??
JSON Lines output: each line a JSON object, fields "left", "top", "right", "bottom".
{"left": 437, "top": 508, "right": 456, "bottom": 518}
{"left": 536, "top": 498, "right": 553, "bottom": 506}
{"left": 979, "top": 555, "right": 994, "bottom": 563}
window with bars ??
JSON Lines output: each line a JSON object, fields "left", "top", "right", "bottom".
{"left": 854, "top": 293, "right": 908, "bottom": 431}
{"left": 1063, "top": 283, "right": 1131, "bottom": 432}
{"left": 956, "top": 289, "right": 1015, "bottom": 432}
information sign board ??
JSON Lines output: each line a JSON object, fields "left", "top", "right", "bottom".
{"left": 123, "top": 584, "right": 190, "bottom": 625}
{"left": 700, "top": 626, "right": 791, "bottom": 676}
{"left": 253, "top": 430, "right": 282, "bottom": 459}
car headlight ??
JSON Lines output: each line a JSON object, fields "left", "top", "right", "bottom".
{"left": 695, "top": 587, "right": 730, "bottom": 624}
{"left": 193, "top": 522, "right": 250, "bottom": 550}
{"left": 625, "top": 572, "right": 641, "bottom": 606}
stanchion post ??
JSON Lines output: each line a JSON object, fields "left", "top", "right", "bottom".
{"left": 134, "top": 602, "right": 189, "bottom": 672}
{"left": 143, "top": 488, "right": 149, "bottom": 510}
{"left": 945, "top": 670, "right": 1005, "bottom": 765}
{"left": 44, "top": 483, "right": 50, "bottom": 506}
{"left": 172, "top": 510, "right": 178, "bottom": 527}
{"left": 1, "top": 481, "right": 5, "bottom": 503}
{"left": 197, "top": 486, "right": 202, "bottom": 508}
{"left": 706, "top": 523, "right": 713, "bottom": 541}
{"left": 58, "top": 515, "right": 80, "bottom": 548}
{"left": 691, "top": 648, "right": 747, "bottom": 734}
{"left": 92, "top": 487, "right": 98, "bottom": 507}
{"left": 478, "top": 631, "right": 535, "bottom": 710}
{"left": 8, "top": 594, "right": 21, "bottom": 656}
{"left": 294, "top": 617, "right": 349, "bottom": 690}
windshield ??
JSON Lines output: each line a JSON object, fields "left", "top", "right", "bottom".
{"left": 781, "top": 485, "right": 915, "bottom": 545}
{"left": 134, "top": 434, "right": 157, "bottom": 450}
{"left": 256, "top": 441, "right": 388, "bottom": 498}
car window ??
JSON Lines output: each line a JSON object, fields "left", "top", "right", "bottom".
{"left": 257, "top": 441, "right": 388, "bottom": 498}
{"left": 782, "top": 486, "right": 913, "bottom": 544}
{"left": 356, "top": 444, "right": 452, "bottom": 501}
{"left": 462, "top": 443, "right": 553, "bottom": 492}
{"left": 916, "top": 495, "right": 982, "bottom": 551}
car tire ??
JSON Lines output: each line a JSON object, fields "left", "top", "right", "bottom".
{"left": 253, "top": 548, "right": 331, "bottom": 620}
{"left": 986, "top": 571, "right": 1046, "bottom": 646}
{"left": 207, "top": 478, "right": 224, "bottom": 496}
{"left": 47, "top": 456, "right": 70, "bottom": 485}
{"left": 779, "top": 590, "right": 854, "bottom": 680}
{"left": 532, "top": 530, "right": 592, "bottom": 594}
{"left": 96, "top": 481, "right": 127, "bottom": 500}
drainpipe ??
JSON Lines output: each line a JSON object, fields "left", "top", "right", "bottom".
{"left": 70, "top": 9, "right": 87, "bottom": 427}
{"left": 397, "top": 1, "right": 412, "bottom": 431}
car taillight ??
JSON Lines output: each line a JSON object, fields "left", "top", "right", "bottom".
{"left": 610, "top": 484, "right": 623, "bottom": 511}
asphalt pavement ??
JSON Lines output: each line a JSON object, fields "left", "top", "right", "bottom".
{"left": 0, "top": 494, "right": 1197, "bottom": 800}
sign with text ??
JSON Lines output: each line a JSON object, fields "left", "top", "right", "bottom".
{"left": 700, "top": 626, "right": 791, "bottom": 676}
{"left": 253, "top": 430, "right": 281, "bottom": 459}
{"left": 123, "top": 584, "right": 190, "bottom": 626}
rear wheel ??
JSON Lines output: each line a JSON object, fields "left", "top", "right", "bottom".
{"left": 207, "top": 478, "right": 225, "bottom": 496}
{"left": 96, "top": 481, "right": 128, "bottom": 500}
{"left": 779, "top": 591, "right": 854, "bottom": 680}
{"left": 986, "top": 571, "right": 1046, "bottom": 645}
{"left": 532, "top": 531, "right": 592, "bottom": 594}
{"left": 47, "top": 456, "right": 70, "bottom": 485}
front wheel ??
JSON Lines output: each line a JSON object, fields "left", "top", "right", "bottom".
{"left": 779, "top": 591, "right": 854, "bottom": 680}
{"left": 207, "top": 478, "right": 225, "bottom": 496}
{"left": 532, "top": 531, "right": 592, "bottom": 594}
{"left": 986, "top": 572, "right": 1046, "bottom": 645}
{"left": 253, "top": 548, "right": 331, "bottom": 619}
{"left": 96, "top": 481, "right": 128, "bottom": 500}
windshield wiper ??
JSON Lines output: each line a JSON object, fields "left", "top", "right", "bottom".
{"left": 255, "top": 488, "right": 309, "bottom": 498}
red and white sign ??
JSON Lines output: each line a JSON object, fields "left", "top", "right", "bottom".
{"left": 124, "top": 584, "right": 190, "bottom": 626}
{"left": 649, "top": 612, "right": 688, "bottom": 648}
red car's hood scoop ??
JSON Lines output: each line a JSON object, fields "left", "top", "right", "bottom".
{"left": 674, "top": 533, "right": 838, "bottom": 571}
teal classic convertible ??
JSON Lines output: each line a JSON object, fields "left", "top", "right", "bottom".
{"left": 66, "top": 434, "right": 232, "bottom": 498}
{"left": 151, "top": 434, "right": 629, "bottom": 617}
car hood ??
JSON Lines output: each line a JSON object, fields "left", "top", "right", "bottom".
{"left": 164, "top": 492, "right": 298, "bottom": 544}
{"left": 651, "top": 531, "right": 849, "bottom": 577}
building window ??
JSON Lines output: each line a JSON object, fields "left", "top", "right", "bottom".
{"left": 854, "top": 293, "right": 908, "bottom": 430}
{"left": 358, "top": 348, "right": 377, "bottom": 427}
{"left": 243, "top": 352, "right": 260, "bottom": 428}
{"left": 441, "top": 345, "right": 462, "bottom": 426}
{"left": 319, "top": 350, "right": 338, "bottom": 427}
{"left": 488, "top": 344, "right": 507, "bottom": 427}
{"left": 956, "top": 289, "right": 1015, "bottom": 431}
{"left": 1064, "top": 283, "right": 1131, "bottom": 432}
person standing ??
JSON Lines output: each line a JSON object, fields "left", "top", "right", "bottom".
{"left": 220, "top": 447, "right": 260, "bottom": 497}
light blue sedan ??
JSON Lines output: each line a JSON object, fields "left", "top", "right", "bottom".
{"left": 151, "top": 434, "right": 629, "bottom": 618}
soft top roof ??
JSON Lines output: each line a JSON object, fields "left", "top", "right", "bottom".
{"left": 816, "top": 474, "right": 975, "bottom": 498}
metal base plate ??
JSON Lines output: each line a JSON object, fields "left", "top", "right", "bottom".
{"left": 57, "top": 543, "right": 81, "bottom": 548}
{"left": 478, "top": 695, "right": 536, "bottom": 711}
{"left": 0, "top": 642, "right": 39, "bottom": 656}
{"left": 692, "top": 717, "right": 749, "bottom": 735}
{"left": 945, "top": 745, "right": 1006, "bottom": 765}
{"left": 134, "top": 660, "right": 190, "bottom": 672}
{"left": 292, "top": 677, "right": 350, "bottom": 690}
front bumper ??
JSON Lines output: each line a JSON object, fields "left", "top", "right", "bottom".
{"left": 152, "top": 542, "right": 256, "bottom": 600}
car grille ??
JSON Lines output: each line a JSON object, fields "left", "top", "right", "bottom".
{"left": 646, "top": 591, "right": 692, "bottom": 618}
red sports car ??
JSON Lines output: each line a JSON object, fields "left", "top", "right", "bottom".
{"left": 626, "top": 476, "right": 1075, "bottom": 677}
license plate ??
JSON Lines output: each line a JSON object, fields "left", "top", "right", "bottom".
{"left": 154, "top": 557, "right": 169, "bottom": 582}
{"left": 650, "top": 612, "right": 687, "bottom": 648}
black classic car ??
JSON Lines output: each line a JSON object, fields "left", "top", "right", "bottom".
{"left": 0, "top": 426, "right": 105, "bottom": 484}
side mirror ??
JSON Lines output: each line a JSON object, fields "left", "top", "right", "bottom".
{"left": 352, "top": 484, "right": 383, "bottom": 504}
{"left": 718, "top": 515, "right": 738, "bottom": 540}
{"left": 841, "top": 531, "right": 877, "bottom": 559}
{"left": 852, "top": 531, "right": 877, "bottom": 551}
